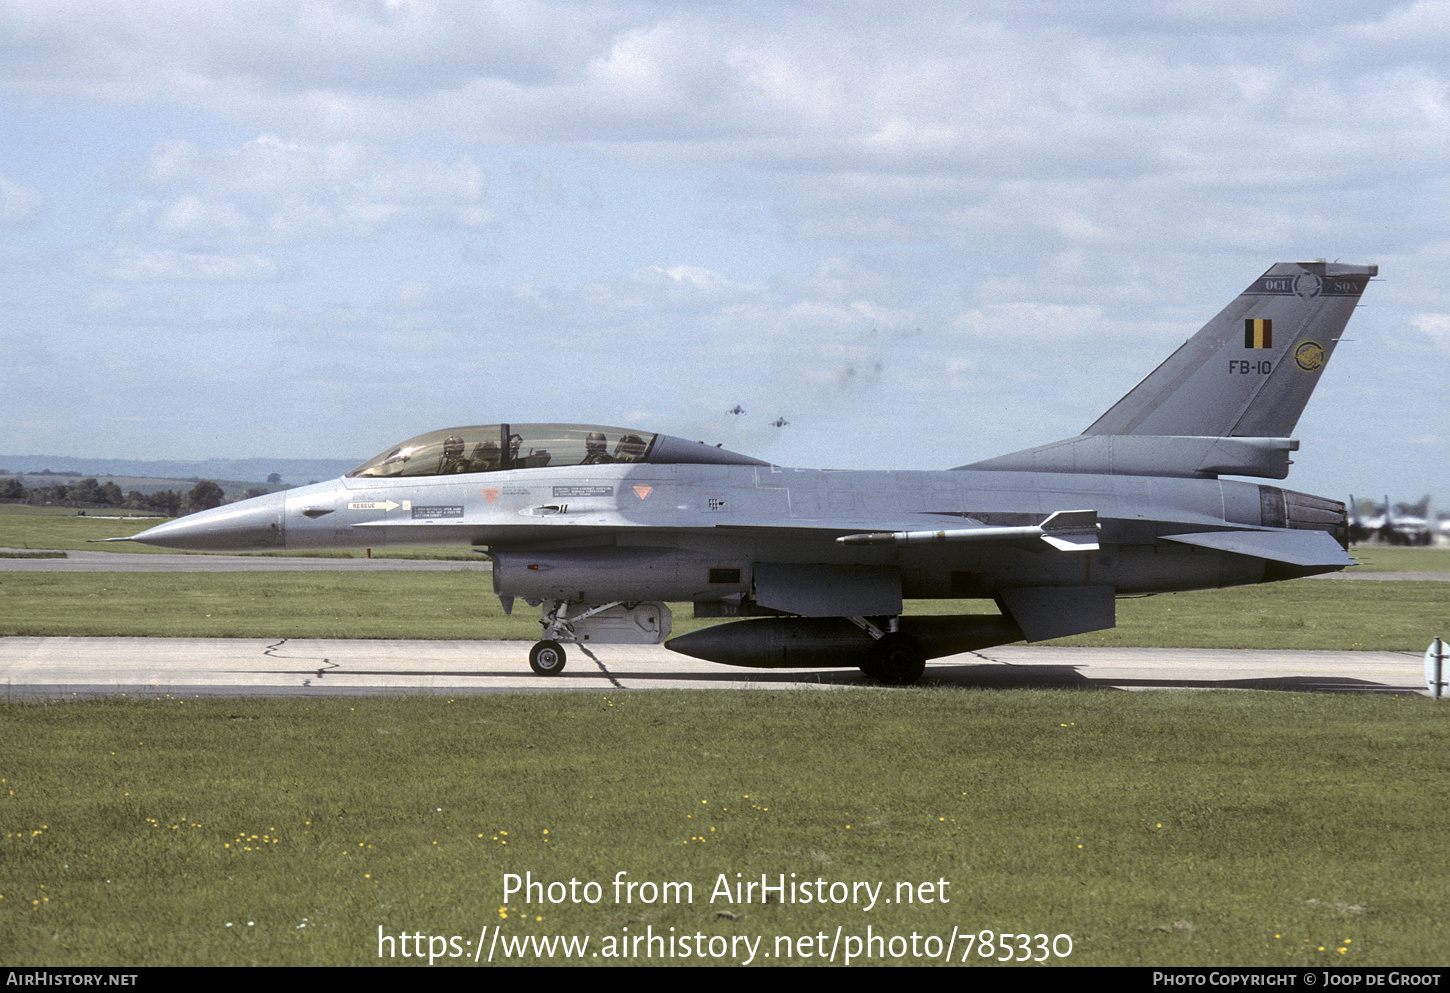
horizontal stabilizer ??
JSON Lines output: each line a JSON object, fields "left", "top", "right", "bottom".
{"left": 1160, "top": 529, "right": 1354, "bottom": 568}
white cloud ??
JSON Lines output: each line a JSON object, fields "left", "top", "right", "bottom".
{"left": 0, "top": 174, "right": 42, "bottom": 222}
{"left": 951, "top": 302, "right": 1113, "bottom": 340}
{"left": 121, "top": 135, "right": 493, "bottom": 241}
{"left": 0, "top": 332, "right": 53, "bottom": 369}
{"left": 628, "top": 264, "right": 751, "bottom": 304}
{"left": 87, "top": 288, "right": 129, "bottom": 312}
{"left": 3, "top": 2, "right": 1442, "bottom": 269}
{"left": 79, "top": 245, "right": 279, "bottom": 281}
{"left": 0, "top": 1, "right": 1446, "bottom": 497}
{"left": 1411, "top": 312, "right": 1450, "bottom": 351}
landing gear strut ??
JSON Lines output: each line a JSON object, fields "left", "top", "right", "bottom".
{"left": 528, "top": 601, "right": 620, "bottom": 677}
{"left": 525, "top": 600, "right": 673, "bottom": 676}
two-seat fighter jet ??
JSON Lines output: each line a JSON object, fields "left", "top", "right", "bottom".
{"left": 125, "top": 261, "right": 1376, "bottom": 684}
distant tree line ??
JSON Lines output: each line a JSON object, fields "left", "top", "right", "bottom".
{"left": 0, "top": 477, "right": 234, "bottom": 516}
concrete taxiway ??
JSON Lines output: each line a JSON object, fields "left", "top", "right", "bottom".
{"left": 0, "top": 637, "right": 1427, "bottom": 699}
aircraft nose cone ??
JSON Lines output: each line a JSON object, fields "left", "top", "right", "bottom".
{"left": 131, "top": 490, "right": 287, "bottom": 551}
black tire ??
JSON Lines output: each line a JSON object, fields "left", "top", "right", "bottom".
{"left": 529, "top": 640, "right": 567, "bottom": 675}
{"left": 861, "top": 632, "right": 926, "bottom": 686}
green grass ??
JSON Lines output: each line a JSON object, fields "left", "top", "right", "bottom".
{"left": 1, "top": 690, "right": 1445, "bottom": 966}
{"left": 1049, "top": 581, "right": 1449, "bottom": 650}
{"left": 0, "top": 573, "right": 537, "bottom": 640}
{"left": 0, "top": 507, "right": 171, "bottom": 553}
{"left": 1347, "top": 545, "right": 1450, "bottom": 573}
{"left": 0, "top": 505, "right": 153, "bottom": 518}
{"left": 0, "top": 506, "right": 474, "bottom": 559}
{"left": 1, "top": 572, "right": 1444, "bottom": 649}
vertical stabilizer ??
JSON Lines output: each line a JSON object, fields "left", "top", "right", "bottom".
{"left": 1084, "top": 261, "right": 1376, "bottom": 438}
{"left": 961, "top": 261, "right": 1376, "bottom": 478}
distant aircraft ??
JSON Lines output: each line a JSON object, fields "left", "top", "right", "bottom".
{"left": 1347, "top": 495, "right": 1386, "bottom": 544}
{"left": 1350, "top": 495, "right": 1435, "bottom": 545}
{"left": 770, "top": 417, "right": 788, "bottom": 427}
{"left": 1385, "top": 495, "right": 1435, "bottom": 546}
{"left": 727, "top": 405, "right": 745, "bottom": 415}
{"left": 119, "top": 261, "right": 1375, "bottom": 684}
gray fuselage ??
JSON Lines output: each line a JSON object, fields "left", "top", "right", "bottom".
{"left": 167, "top": 461, "right": 1332, "bottom": 605}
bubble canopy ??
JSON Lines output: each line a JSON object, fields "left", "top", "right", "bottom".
{"left": 347, "top": 423, "right": 768, "bottom": 478}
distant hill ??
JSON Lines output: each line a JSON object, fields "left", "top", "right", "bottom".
{"left": 0, "top": 455, "right": 358, "bottom": 487}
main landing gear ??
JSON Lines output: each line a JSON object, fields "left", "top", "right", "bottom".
{"left": 848, "top": 616, "right": 926, "bottom": 685}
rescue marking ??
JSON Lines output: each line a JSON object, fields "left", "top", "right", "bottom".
{"left": 347, "top": 500, "right": 400, "bottom": 512}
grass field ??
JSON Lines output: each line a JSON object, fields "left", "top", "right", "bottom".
{"left": 1, "top": 571, "right": 1445, "bottom": 649}
{"left": 1, "top": 690, "right": 1446, "bottom": 967}
{"left": 0, "top": 504, "right": 474, "bottom": 559}
{"left": 1346, "top": 545, "right": 1450, "bottom": 573}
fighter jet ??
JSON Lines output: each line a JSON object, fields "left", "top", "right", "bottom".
{"left": 1349, "top": 494, "right": 1435, "bottom": 546}
{"left": 1347, "top": 495, "right": 1387, "bottom": 544}
{"left": 122, "top": 261, "right": 1375, "bottom": 684}
{"left": 1385, "top": 496, "right": 1435, "bottom": 546}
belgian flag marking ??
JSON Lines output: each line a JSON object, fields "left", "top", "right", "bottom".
{"left": 1244, "top": 318, "right": 1272, "bottom": 349}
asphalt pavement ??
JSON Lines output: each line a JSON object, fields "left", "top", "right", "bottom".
{"left": 0, "top": 637, "right": 1427, "bottom": 699}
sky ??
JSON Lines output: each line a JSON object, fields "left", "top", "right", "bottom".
{"left": 1, "top": 0, "right": 1448, "bottom": 505}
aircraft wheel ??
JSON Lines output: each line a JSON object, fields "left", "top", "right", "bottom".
{"left": 529, "top": 640, "right": 567, "bottom": 675}
{"left": 862, "top": 632, "right": 926, "bottom": 686}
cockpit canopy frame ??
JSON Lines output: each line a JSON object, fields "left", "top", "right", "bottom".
{"left": 348, "top": 424, "right": 659, "bottom": 478}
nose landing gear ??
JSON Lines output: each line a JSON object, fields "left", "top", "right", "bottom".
{"left": 528, "top": 639, "right": 567, "bottom": 675}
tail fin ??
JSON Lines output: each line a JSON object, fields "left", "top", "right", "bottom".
{"left": 1084, "top": 261, "right": 1376, "bottom": 437}
{"left": 962, "top": 261, "right": 1376, "bottom": 479}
